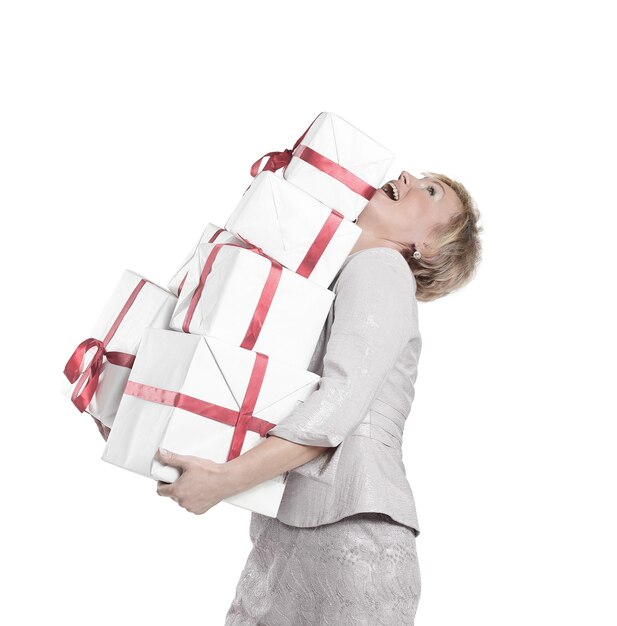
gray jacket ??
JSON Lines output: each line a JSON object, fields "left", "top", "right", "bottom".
{"left": 265, "top": 246, "right": 422, "bottom": 537}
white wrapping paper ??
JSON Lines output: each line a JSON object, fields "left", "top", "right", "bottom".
{"left": 225, "top": 170, "right": 361, "bottom": 288}
{"left": 282, "top": 112, "right": 395, "bottom": 220}
{"left": 101, "top": 327, "right": 320, "bottom": 517}
{"left": 167, "top": 223, "right": 248, "bottom": 296}
{"left": 169, "top": 242, "right": 335, "bottom": 370}
{"left": 61, "top": 270, "right": 177, "bottom": 428}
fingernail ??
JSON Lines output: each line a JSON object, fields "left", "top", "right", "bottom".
{"left": 159, "top": 447, "right": 168, "bottom": 456}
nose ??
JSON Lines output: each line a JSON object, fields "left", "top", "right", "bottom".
{"left": 399, "top": 171, "right": 416, "bottom": 186}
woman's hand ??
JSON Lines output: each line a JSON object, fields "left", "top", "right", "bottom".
{"left": 155, "top": 448, "right": 231, "bottom": 515}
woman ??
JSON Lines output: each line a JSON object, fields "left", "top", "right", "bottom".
{"left": 131, "top": 170, "right": 481, "bottom": 625}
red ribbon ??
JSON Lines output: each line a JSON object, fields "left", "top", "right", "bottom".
{"left": 64, "top": 278, "right": 147, "bottom": 413}
{"left": 249, "top": 113, "right": 377, "bottom": 200}
{"left": 296, "top": 208, "right": 345, "bottom": 278}
{"left": 177, "top": 228, "right": 225, "bottom": 297}
{"left": 123, "top": 350, "right": 276, "bottom": 462}
{"left": 181, "top": 240, "right": 282, "bottom": 351}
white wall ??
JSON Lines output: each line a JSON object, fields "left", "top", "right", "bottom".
{"left": 2, "top": 1, "right": 614, "bottom": 624}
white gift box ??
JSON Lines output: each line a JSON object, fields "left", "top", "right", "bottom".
{"left": 281, "top": 112, "right": 395, "bottom": 220}
{"left": 225, "top": 170, "right": 361, "bottom": 288}
{"left": 169, "top": 242, "right": 335, "bottom": 370}
{"left": 167, "top": 223, "right": 248, "bottom": 296}
{"left": 101, "top": 327, "right": 320, "bottom": 517}
{"left": 61, "top": 271, "right": 177, "bottom": 428}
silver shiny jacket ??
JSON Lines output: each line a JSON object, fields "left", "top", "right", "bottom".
{"left": 265, "top": 246, "right": 422, "bottom": 537}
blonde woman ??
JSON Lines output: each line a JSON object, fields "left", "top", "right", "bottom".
{"left": 149, "top": 170, "right": 483, "bottom": 625}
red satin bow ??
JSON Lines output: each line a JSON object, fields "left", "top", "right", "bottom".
{"left": 63, "top": 278, "right": 147, "bottom": 413}
{"left": 249, "top": 113, "right": 320, "bottom": 178}
{"left": 64, "top": 338, "right": 135, "bottom": 413}
{"left": 249, "top": 148, "right": 294, "bottom": 178}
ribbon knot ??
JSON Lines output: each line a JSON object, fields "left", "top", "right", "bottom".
{"left": 237, "top": 238, "right": 277, "bottom": 266}
{"left": 63, "top": 338, "right": 108, "bottom": 413}
{"left": 249, "top": 114, "right": 319, "bottom": 178}
{"left": 64, "top": 339, "right": 138, "bottom": 413}
{"left": 63, "top": 278, "right": 147, "bottom": 414}
{"left": 249, "top": 148, "right": 294, "bottom": 178}
{"left": 64, "top": 337, "right": 106, "bottom": 383}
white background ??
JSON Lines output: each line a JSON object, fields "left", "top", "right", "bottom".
{"left": 2, "top": 1, "right": 615, "bottom": 624}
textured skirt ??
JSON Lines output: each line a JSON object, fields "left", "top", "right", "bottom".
{"left": 224, "top": 511, "right": 421, "bottom": 626}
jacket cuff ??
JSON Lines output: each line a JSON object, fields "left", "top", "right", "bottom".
{"left": 265, "top": 426, "right": 344, "bottom": 486}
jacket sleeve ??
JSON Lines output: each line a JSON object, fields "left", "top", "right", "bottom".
{"left": 265, "top": 248, "right": 419, "bottom": 485}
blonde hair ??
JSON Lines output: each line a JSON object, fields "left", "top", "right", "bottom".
{"left": 401, "top": 171, "right": 483, "bottom": 302}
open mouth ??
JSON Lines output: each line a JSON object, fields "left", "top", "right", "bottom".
{"left": 381, "top": 180, "right": 399, "bottom": 201}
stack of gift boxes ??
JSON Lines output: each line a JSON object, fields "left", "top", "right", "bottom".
{"left": 61, "top": 112, "right": 395, "bottom": 517}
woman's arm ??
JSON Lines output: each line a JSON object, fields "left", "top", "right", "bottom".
{"left": 155, "top": 436, "right": 330, "bottom": 514}
{"left": 219, "top": 435, "right": 330, "bottom": 498}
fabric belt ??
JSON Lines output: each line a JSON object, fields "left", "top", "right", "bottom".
{"left": 351, "top": 398, "right": 407, "bottom": 449}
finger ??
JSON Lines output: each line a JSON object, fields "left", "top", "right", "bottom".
{"left": 156, "top": 480, "right": 175, "bottom": 497}
{"left": 157, "top": 447, "right": 191, "bottom": 471}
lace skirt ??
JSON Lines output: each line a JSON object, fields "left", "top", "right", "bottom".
{"left": 224, "top": 511, "right": 421, "bottom": 626}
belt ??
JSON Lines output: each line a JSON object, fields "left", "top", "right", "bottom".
{"left": 351, "top": 397, "right": 407, "bottom": 449}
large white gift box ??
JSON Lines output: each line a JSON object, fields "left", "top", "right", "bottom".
{"left": 167, "top": 223, "right": 248, "bottom": 297}
{"left": 101, "top": 327, "right": 320, "bottom": 517}
{"left": 251, "top": 112, "right": 394, "bottom": 221}
{"left": 61, "top": 270, "right": 177, "bottom": 428}
{"left": 169, "top": 242, "right": 334, "bottom": 370}
{"left": 225, "top": 170, "right": 361, "bottom": 288}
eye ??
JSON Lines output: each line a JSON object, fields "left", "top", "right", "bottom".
{"left": 426, "top": 185, "right": 436, "bottom": 197}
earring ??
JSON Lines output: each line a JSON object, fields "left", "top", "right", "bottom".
{"left": 413, "top": 249, "right": 422, "bottom": 260}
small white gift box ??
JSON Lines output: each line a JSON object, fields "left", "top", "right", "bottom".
{"left": 169, "top": 242, "right": 334, "bottom": 370}
{"left": 61, "top": 271, "right": 177, "bottom": 428}
{"left": 101, "top": 327, "right": 320, "bottom": 517}
{"left": 167, "top": 223, "right": 248, "bottom": 297}
{"left": 225, "top": 170, "right": 361, "bottom": 288}
{"left": 251, "top": 112, "right": 394, "bottom": 220}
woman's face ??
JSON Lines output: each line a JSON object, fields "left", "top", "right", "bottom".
{"left": 357, "top": 171, "right": 462, "bottom": 256}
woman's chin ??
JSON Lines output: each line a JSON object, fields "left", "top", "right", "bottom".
{"left": 357, "top": 198, "right": 387, "bottom": 226}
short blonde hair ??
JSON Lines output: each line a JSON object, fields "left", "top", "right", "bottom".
{"left": 401, "top": 171, "right": 483, "bottom": 302}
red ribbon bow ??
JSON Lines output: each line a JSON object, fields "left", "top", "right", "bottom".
{"left": 249, "top": 114, "right": 319, "bottom": 179}
{"left": 63, "top": 278, "right": 147, "bottom": 413}
{"left": 249, "top": 148, "right": 294, "bottom": 178}
{"left": 64, "top": 338, "right": 135, "bottom": 413}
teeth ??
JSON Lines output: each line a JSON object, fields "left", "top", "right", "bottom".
{"left": 381, "top": 181, "right": 400, "bottom": 201}
{"left": 383, "top": 181, "right": 399, "bottom": 200}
